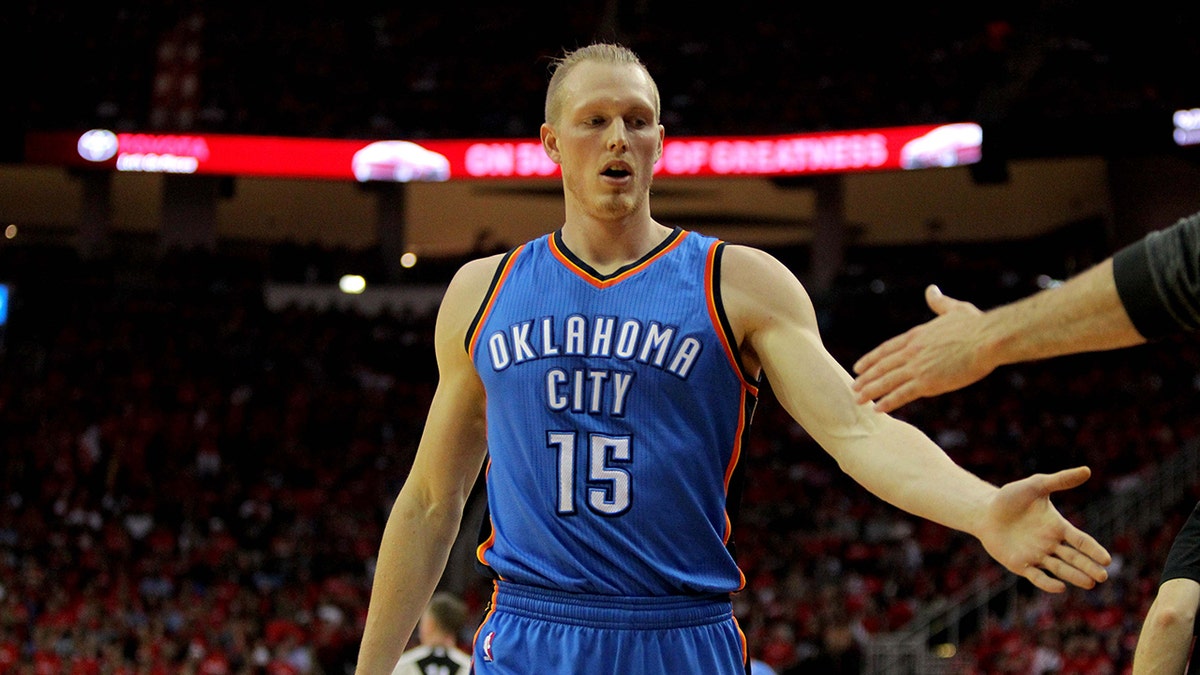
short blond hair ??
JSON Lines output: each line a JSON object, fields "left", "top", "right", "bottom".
{"left": 544, "top": 43, "right": 661, "bottom": 125}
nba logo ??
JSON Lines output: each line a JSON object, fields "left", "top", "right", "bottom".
{"left": 482, "top": 631, "right": 495, "bottom": 662}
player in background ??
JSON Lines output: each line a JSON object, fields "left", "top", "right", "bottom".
{"left": 392, "top": 593, "right": 472, "bottom": 675}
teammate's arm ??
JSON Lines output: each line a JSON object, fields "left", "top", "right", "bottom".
{"left": 720, "top": 245, "right": 1110, "bottom": 592}
{"left": 852, "top": 210, "right": 1200, "bottom": 413}
{"left": 355, "top": 256, "right": 500, "bottom": 675}
{"left": 851, "top": 259, "right": 1140, "bottom": 412}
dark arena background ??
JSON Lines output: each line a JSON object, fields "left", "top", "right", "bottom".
{"left": 3, "top": 2, "right": 1200, "bottom": 673}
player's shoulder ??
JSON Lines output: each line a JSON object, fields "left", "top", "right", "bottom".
{"left": 718, "top": 242, "right": 782, "bottom": 266}
{"left": 716, "top": 243, "right": 813, "bottom": 333}
{"left": 432, "top": 253, "right": 511, "bottom": 347}
{"left": 441, "top": 252, "right": 511, "bottom": 311}
{"left": 452, "top": 251, "right": 511, "bottom": 287}
{"left": 717, "top": 243, "right": 797, "bottom": 289}
{"left": 444, "top": 235, "right": 551, "bottom": 306}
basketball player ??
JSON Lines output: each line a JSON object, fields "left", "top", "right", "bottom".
{"left": 354, "top": 43, "right": 1112, "bottom": 675}
{"left": 851, "top": 210, "right": 1200, "bottom": 674}
{"left": 392, "top": 593, "right": 472, "bottom": 675}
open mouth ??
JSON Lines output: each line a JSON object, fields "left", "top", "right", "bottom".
{"left": 601, "top": 165, "right": 632, "bottom": 179}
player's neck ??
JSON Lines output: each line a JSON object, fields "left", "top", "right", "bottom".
{"left": 559, "top": 216, "right": 673, "bottom": 275}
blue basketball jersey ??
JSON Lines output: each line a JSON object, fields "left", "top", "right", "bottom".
{"left": 466, "top": 227, "right": 760, "bottom": 596}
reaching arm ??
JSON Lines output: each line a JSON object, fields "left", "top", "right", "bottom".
{"left": 355, "top": 257, "right": 499, "bottom": 675}
{"left": 721, "top": 245, "right": 1110, "bottom": 592}
{"left": 852, "top": 260, "right": 1140, "bottom": 412}
{"left": 852, "top": 210, "right": 1200, "bottom": 413}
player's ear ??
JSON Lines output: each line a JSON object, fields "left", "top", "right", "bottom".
{"left": 541, "top": 124, "right": 562, "bottom": 164}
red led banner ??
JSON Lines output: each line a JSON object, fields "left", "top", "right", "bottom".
{"left": 24, "top": 123, "right": 981, "bottom": 181}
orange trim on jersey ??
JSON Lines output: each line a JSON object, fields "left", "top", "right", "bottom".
{"left": 467, "top": 244, "right": 527, "bottom": 361}
{"left": 727, "top": 506, "right": 746, "bottom": 592}
{"left": 549, "top": 230, "right": 689, "bottom": 289}
{"left": 475, "top": 523, "right": 497, "bottom": 567}
{"left": 722, "top": 389, "right": 748, "bottom": 494}
{"left": 724, "top": 387, "right": 750, "bottom": 592}
{"left": 704, "top": 241, "right": 759, "bottom": 395}
{"left": 474, "top": 460, "right": 497, "bottom": 567}
{"left": 706, "top": 239, "right": 755, "bottom": 593}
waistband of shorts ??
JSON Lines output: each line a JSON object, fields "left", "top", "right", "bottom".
{"left": 491, "top": 581, "right": 733, "bottom": 629}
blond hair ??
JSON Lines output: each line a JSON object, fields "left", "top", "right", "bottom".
{"left": 544, "top": 43, "right": 661, "bottom": 124}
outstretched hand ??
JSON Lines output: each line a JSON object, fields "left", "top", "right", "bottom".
{"left": 852, "top": 285, "right": 991, "bottom": 412}
{"left": 976, "top": 466, "right": 1111, "bottom": 593}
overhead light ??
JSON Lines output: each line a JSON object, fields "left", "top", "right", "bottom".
{"left": 338, "top": 275, "right": 366, "bottom": 294}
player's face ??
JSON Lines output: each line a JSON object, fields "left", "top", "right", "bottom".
{"left": 541, "top": 61, "right": 664, "bottom": 223}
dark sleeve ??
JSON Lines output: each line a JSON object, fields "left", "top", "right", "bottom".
{"left": 1112, "top": 211, "right": 1200, "bottom": 339}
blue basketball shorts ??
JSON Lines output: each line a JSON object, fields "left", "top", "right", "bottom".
{"left": 470, "top": 582, "right": 749, "bottom": 675}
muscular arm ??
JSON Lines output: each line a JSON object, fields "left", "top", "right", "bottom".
{"left": 852, "top": 211, "right": 1200, "bottom": 412}
{"left": 985, "top": 257, "right": 1143, "bottom": 363}
{"left": 355, "top": 256, "right": 500, "bottom": 674}
{"left": 721, "top": 245, "right": 1109, "bottom": 591}
{"left": 853, "top": 260, "right": 1140, "bottom": 413}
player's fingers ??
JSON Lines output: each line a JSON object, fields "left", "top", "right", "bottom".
{"left": 924, "top": 285, "right": 949, "bottom": 313}
{"left": 1023, "top": 565, "right": 1067, "bottom": 594}
{"left": 852, "top": 362, "right": 912, "bottom": 404}
{"left": 852, "top": 333, "right": 910, "bottom": 375}
{"left": 853, "top": 344, "right": 918, "bottom": 391}
{"left": 1041, "top": 551, "right": 1099, "bottom": 590}
{"left": 1066, "top": 529, "right": 1112, "bottom": 569}
{"left": 871, "top": 381, "right": 923, "bottom": 414}
{"left": 1054, "top": 542, "right": 1110, "bottom": 583}
{"left": 1037, "top": 466, "right": 1092, "bottom": 494}
{"left": 925, "top": 284, "right": 980, "bottom": 316}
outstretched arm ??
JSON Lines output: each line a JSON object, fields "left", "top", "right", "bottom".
{"left": 721, "top": 245, "right": 1111, "bottom": 592}
{"left": 355, "top": 257, "right": 499, "bottom": 674}
{"left": 851, "top": 260, "right": 1142, "bottom": 412}
{"left": 852, "top": 210, "right": 1200, "bottom": 413}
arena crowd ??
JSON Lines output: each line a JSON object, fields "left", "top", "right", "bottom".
{"left": 6, "top": 3, "right": 1200, "bottom": 673}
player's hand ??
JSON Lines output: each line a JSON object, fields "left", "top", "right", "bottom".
{"left": 976, "top": 466, "right": 1111, "bottom": 593}
{"left": 852, "top": 285, "right": 990, "bottom": 412}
